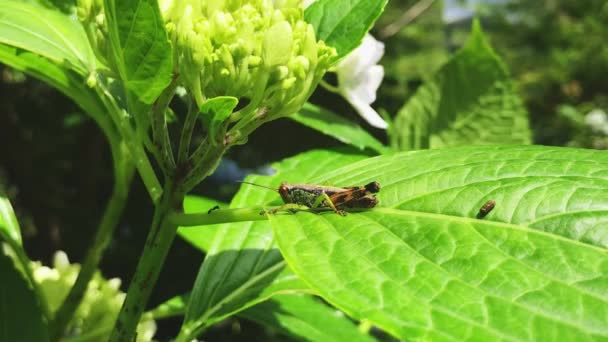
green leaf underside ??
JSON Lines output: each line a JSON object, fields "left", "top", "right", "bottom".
{"left": 180, "top": 150, "right": 368, "bottom": 337}
{"left": 0, "top": 193, "right": 22, "bottom": 246}
{"left": 240, "top": 294, "right": 377, "bottom": 342}
{"left": 268, "top": 145, "right": 608, "bottom": 340}
{"left": 394, "top": 21, "right": 531, "bottom": 150}
{"left": 153, "top": 292, "right": 376, "bottom": 342}
{"left": 0, "top": 252, "right": 48, "bottom": 342}
{"left": 291, "top": 103, "right": 389, "bottom": 154}
{"left": 305, "top": 0, "right": 388, "bottom": 59}
{"left": 104, "top": 0, "right": 172, "bottom": 104}
{"left": 0, "top": 2, "right": 93, "bottom": 75}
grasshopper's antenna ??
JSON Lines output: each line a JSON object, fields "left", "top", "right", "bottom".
{"left": 237, "top": 181, "right": 277, "bottom": 192}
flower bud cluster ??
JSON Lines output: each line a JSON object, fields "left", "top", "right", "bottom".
{"left": 76, "top": 0, "right": 111, "bottom": 71}
{"left": 161, "top": 0, "right": 336, "bottom": 144}
{"left": 31, "top": 251, "right": 156, "bottom": 341}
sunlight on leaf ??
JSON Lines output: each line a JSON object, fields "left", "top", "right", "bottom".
{"left": 270, "top": 145, "right": 608, "bottom": 340}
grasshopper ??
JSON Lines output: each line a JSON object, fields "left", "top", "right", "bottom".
{"left": 238, "top": 181, "right": 381, "bottom": 215}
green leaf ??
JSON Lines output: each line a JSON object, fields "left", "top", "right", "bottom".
{"left": 0, "top": 45, "right": 116, "bottom": 139}
{"left": 154, "top": 292, "right": 377, "bottom": 342}
{"left": 178, "top": 195, "right": 227, "bottom": 252}
{"left": 305, "top": 0, "right": 388, "bottom": 59}
{"left": 200, "top": 96, "right": 239, "bottom": 145}
{"left": 291, "top": 103, "right": 389, "bottom": 154}
{"left": 270, "top": 145, "right": 608, "bottom": 340}
{"left": 393, "top": 20, "right": 531, "bottom": 150}
{"left": 0, "top": 1, "right": 94, "bottom": 75}
{"left": 0, "top": 252, "right": 49, "bottom": 342}
{"left": 0, "top": 191, "right": 21, "bottom": 246}
{"left": 179, "top": 149, "right": 368, "bottom": 339}
{"left": 241, "top": 294, "right": 377, "bottom": 342}
{"left": 103, "top": 0, "right": 173, "bottom": 104}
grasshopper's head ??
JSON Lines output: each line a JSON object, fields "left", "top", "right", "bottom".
{"left": 278, "top": 182, "right": 292, "bottom": 203}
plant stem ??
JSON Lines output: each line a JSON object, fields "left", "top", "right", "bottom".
{"left": 96, "top": 83, "right": 163, "bottom": 202}
{"left": 49, "top": 150, "right": 135, "bottom": 341}
{"left": 177, "top": 97, "right": 198, "bottom": 163}
{"left": 111, "top": 143, "right": 227, "bottom": 341}
{"left": 109, "top": 180, "right": 183, "bottom": 342}
{"left": 169, "top": 207, "right": 268, "bottom": 227}
{"left": 152, "top": 79, "right": 179, "bottom": 174}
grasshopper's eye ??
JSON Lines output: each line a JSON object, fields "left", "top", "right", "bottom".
{"left": 278, "top": 183, "right": 290, "bottom": 197}
{"left": 365, "top": 181, "right": 381, "bottom": 193}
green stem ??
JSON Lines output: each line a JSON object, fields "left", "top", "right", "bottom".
{"left": 177, "top": 97, "right": 198, "bottom": 163}
{"left": 182, "top": 143, "right": 228, "bottom": 193}
{"left": 96, "top": 83, "right": 163, "bottom": 202}
{"left": 151, "top": 79, "right": 179, "bottom": 175}
{"left": 110, "top": 143, "right": 227, "bottom": 341}
{"left": 169, "top": 208, "right": 268, "bottom": 227}
{"left": 109, "top": 180, "right": 183, "bottom": 342}
{"left": 49, "top": 146, "right": 135, "bottom": 341}
{"left": 319, "top": 79, "right": 340, "bottom": 94}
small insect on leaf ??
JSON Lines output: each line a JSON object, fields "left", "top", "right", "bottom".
{"left": 207, "top": 205, "right": 220, "bottom": 214}
{"left": 476, "top": 199, "right": 496, "bottom": 219}
{"left": 238, "top": 181, "right": 381, "bottom": 215}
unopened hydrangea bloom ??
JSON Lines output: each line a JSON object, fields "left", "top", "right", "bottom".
{"left": 78, "top": 0, "right": 336, "bottom": 145}
{"left": 31, "top": 251, "right": 156, "bottom": 341}
{"left": 160, "top": 0, "right": 337, "bottom": 143}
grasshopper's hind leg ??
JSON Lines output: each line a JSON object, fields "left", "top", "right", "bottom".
{"left": 261, "top": 203, "right": 307, "bottom": 215}
{"left": 312, "top": 192, "right": 346, "bottom": 216}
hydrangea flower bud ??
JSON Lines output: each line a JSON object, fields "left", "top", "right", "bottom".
{"left": 77, "top": 0, "right": 111, "bottom": 69}
{"left": 31, "top": 251, "right": 156, "bottom": 340}
{"left": 161, "top": 0, "right": 336, "bottom": 145}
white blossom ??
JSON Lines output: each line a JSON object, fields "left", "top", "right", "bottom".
{"left": 585, "top": 109, "right": 608, "bottom": 135}
{"left": 335, "top": 34, "right": 388, "bottom": 129}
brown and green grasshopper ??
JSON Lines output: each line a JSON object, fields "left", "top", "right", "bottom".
{"left": 238, "top": 181, "right": 381, "bottom": 215}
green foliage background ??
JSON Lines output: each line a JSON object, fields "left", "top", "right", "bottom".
{"left": 1, "top": 0, "right": 608, "bottom": 340}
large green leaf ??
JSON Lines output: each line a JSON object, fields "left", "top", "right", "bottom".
{"left": 241, "top": 294, "right": 377, "bottom": 342}
{"left": 291, "top": 103, "right": 389, "bottom": 154}
{"left": 270, "top": 145, "right": 608, "bottom": 340}
{"left": 0, "top": 1, "right": 94, "bottom": 75}
{"left": 305, "top": 0, "right": 387, "bottom": 59}
{"left": 0, "top": 252, "right": 48, "bottom": 342}
{"left": 179, "top": 150, "right": 368, "bottom": 340}
{"left": 393, "top": 21, "right": 531, "bottom": 150}
{"left": 103, "top": 0, "right": 173, "bottom": 104}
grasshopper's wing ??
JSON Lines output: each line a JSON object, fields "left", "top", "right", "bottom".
{"left": 337, "top": 194, "right": 379, "bottom": 209}
{"left": 328, "top": 187, "right": 368, "bottom": 205}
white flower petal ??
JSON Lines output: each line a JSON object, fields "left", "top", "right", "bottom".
{"left": 334, "top": 33, "right": 386, "bottom": 129}
{"left": 358, "top": 34, "right": 385, "bottom": 66}
{"left": 303, "top": 0, "right": 316, "bottom": 8}
{"left": 336, "top": 35, "right": 382, "bottom": 77}
{"left": 346, "top": 64, "right": 384, "bottom": 103}
{"left": 344, "top": 92, "right": 388, "bottom": 129}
